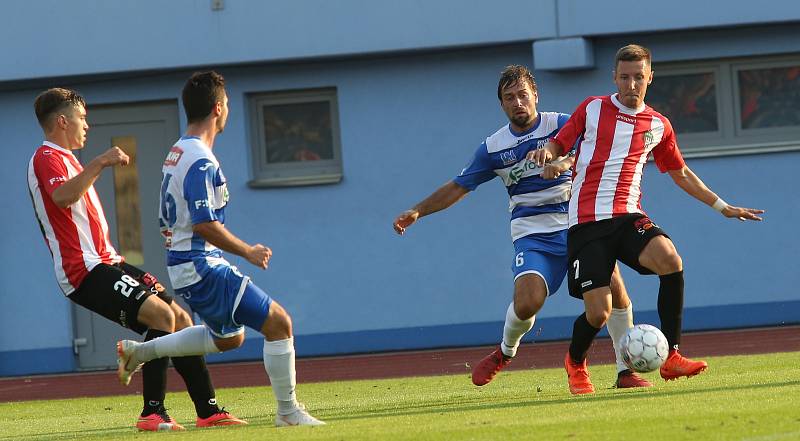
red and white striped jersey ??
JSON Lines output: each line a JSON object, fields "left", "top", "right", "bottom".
{"left": 553, "top": 94, "right": 685, "bottom": 227}
{"left": 27, "top": 141, "right": 122, "bottom": 295}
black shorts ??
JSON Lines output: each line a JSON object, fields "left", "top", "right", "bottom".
{"left": 68, "top": 262, "right": 173, "bottom": 335}
{"left": 566, "top": 213, "right": 669, "bottom": 299}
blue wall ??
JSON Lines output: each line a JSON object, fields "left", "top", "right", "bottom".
{"left": 1, "top": 3, "right": 798, "bottom": 376}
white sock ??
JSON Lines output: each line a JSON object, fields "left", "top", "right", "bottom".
{"left": 134, "top": 325, "right": 220, "bottom": 363}
{"left": 263, "top": 338, "right": 299, "bottom": 414}
{"left": 500, "top": 302, "right": 535, "bottom": 358}
{"left": 607, "top": 303, "right": 634, "bottom": 373}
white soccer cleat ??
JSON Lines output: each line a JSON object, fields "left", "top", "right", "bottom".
{"left": 275, "top": 403, "right": 326, "bottom": 427}
{"left": 116, "top": 340, "right": 143, "bottom": 386}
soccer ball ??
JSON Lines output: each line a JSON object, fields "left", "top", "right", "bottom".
{"left": 619, "top": 324, "right": 669, "bottom": 373}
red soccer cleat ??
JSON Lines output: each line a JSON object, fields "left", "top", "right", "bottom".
{"left": 659, "top": 349, "right": 708, "bottom": 381}
{"left": 564, "top": 352, "right": 595, "bottom": 395}
{"left": 471, "top": 347, "right": 512, "bottom": 386}
{"left": 136, "top": 409, "right": 185, "bottom": 431}
{"left": 615, "top": 369, "right": 653, "bottom": 388}
{"left": 196, "top": 409, "right": 248, "bottom": 428}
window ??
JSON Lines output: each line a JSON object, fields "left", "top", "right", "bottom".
{"left": 248, "top": 88, "right": 342, "bottom": 187}
{"left": 647, "top": 56, "right": 800, "bottom": 157}
{"left": 736, "top": 63, "right": 800, "bottom": 131}
{"left": 647, "top": 72, "right": 718, "bottom": 134}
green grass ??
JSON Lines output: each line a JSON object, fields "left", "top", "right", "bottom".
{"left": 2, "top": 352, "right": 799, "bottom": 441}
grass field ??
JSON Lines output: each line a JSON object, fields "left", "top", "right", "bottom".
{"left": 2, "top": 352, "right": 798, "bottom": 441}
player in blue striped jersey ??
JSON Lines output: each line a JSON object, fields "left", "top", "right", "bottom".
{"left": 393, "top": 65, "right": 651, "bottom": 388}
{"left": 117, "top": 71, "right": 324, "bottom": 426}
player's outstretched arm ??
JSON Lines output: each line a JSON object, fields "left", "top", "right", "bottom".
{"left": 542, "top": 155, "right": 575, "bottom": 180}
{"left": 393, "top": 181, "right": 469, "bottom": 235}
{"left": 52, "top": 147, "right": 129, "bottom": 208}
{"left": 193, "top": 220, "right": 272, "bottom": 268}
{"left": 667, "top": 166, "right": 764, "bottom": 221}
{"left": 526, "top": 141, "right": 561, "bottom": 167}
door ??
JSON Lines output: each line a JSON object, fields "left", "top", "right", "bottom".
{"left": 72, "top": 101, "right": 180, "bottom": 370}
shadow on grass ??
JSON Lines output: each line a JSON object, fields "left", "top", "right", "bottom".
{"left": 5, "top": 379, "right": 798, "bottom": 440}
{"left": 323, "top": 379, "right": 800, "bottom": 422}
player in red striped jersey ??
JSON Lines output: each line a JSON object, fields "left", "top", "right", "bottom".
{"left": 530, "top": 45, "right": 764, "bottom": 394}
{"left": 27, "top": 88, "right": 244, "bottom": 429}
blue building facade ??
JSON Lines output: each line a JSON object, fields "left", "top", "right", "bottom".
{"left": 1, "top": 1, "right": 797, "bottom": 376}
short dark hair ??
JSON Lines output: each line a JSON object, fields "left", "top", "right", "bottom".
{"left": 34, "top": 88, "right": 86, "bottom": 130}
{"left": 182, "top": 71, "right": 226, "bottom": 123}
{"left": 615, "top": 44, "right": 652, "bottom": 69}
{"left": 497, "top": 65, "right": 537, "bottom": 101}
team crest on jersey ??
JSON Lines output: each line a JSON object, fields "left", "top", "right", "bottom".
{"left": 643, "top": 130, "right": 655, "bottom": 149}
{"left": 499, "top": 149, "right": 518, "bottom": 166}
{"left": 164, "top": 146, "right": 184, "bottom": 166}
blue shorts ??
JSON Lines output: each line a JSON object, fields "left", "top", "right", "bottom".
{"left": 175, "top": 259, "right": 272, "bottom": 338}
{"left": 512, "top": 231, "right": 568, "bottom": 296}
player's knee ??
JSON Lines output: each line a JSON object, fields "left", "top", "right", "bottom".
{"left": 138, "top": 297, "right": 175, "bottom": 332}
{"left": 585, "top": 309, "right": 610, "bottom": 328}
{"left": 513, "top": 276, "right": 547, "bottom": 319}
{"left": 641, "top": 237, "right": 683, "bottom": 275}
{"left": 261, "top": 302, "right": 293, "bottom": 340}
{"left": 214, "top": 334, "right": 244, "bottom": 352}
{"left": 154, "top": 307, "right": 176, "bottom": 333}
{"left": 273, "top": 307, "right": 293, "bottom": 335}
{"left": 513, "top": 294, "right": 544, "bottom": 320}
{"left": 172, "top": 307, "right": 193, "bottom": 330}
{"left": 651, "top": 251, "right": 682, "bottom": 275}
{"left": 663, "top": 252, "right": 683, "bottom": 274}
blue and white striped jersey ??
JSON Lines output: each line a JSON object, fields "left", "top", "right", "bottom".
{"left": 159, "top": 136, "right": 229, "bottom": 289}
{"left": 453, "top": 112, "right": 572, "bottom": 248}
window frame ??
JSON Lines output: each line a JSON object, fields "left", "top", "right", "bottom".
{"left": 247, "top": 87, "right": 343, "bottom": 187}
{"left": 649, "top": 54, "right": 800, "bottom": 158}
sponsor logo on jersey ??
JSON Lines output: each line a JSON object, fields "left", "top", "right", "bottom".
{"left": 512, "top": 132, "right": 538, "bottom": 147}
{"left": 194, "top": 199, "right": 211, "bottom": 209}
{"left": 164, "top": 146, "right": 184, "bottom": 166}
{"left": 616, "top": 113, "right": 636, "bottom": 125}
{"left": 581, "top": 280, "right": 593, "bottom": 288}
{"left": 507, "top": 159, "right": 541, "bottom": 184}
{"left": 198, "top": 162, "right": 213, "bottom": 171}
{"left": 48, "top": 176, "right": 66, "bottom": 186}
{"left": 634, "top": 216, "right": 657, "bottom": 235}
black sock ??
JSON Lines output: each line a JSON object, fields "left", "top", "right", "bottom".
{"left": 657, "top": 270, "right": 685, "bottom": 350}
{"left": 141, "top": 329, "right": 170, "bottom": 416}
{"left": 568, "top": 313, "right": 601, "bottom": 363}
{"left": 172, "top": 355, "right": 218, "bottom": 419}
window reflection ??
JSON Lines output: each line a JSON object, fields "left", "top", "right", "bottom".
{"left": 739, "top": 65, "right": 800, "bottom": 129}
{"left": 648, "top": 73, "right": 717, "bottom": 134}
{"left": 111, "top": 136, "right": 143, "bottom": 265}
{"left": 262, "top": 101, "right": 334, "bottom": 164}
